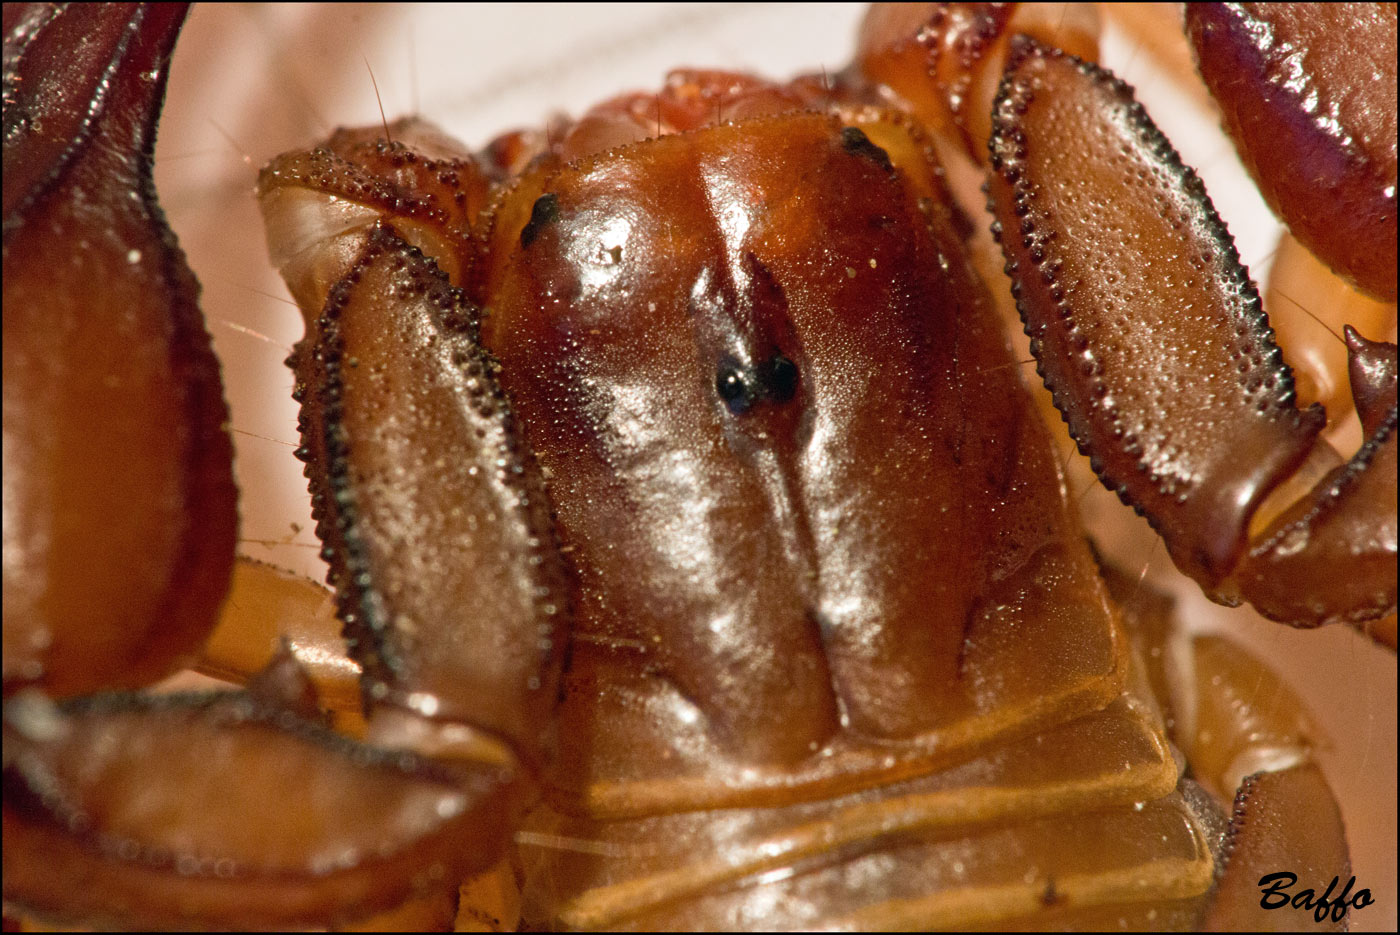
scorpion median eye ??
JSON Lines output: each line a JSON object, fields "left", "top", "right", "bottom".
{"left": 716, "top": 355, "right": 799, "bottom": 415}
{"left": 760, "top": 354, "right": 799, "bottom": 403}
{"left": 717, "top": 360, "right": 754, "bottom": 415}
{"left": 520, "top": 192, "right": 560, "bottom": 249}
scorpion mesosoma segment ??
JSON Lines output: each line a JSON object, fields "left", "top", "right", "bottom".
{"left": 3, "top": 3, "right": 1396, "bottom": 931}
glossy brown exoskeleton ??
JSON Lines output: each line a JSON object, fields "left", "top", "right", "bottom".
{"left": 4, "top": 3, "right": 1395, "bottom": 930}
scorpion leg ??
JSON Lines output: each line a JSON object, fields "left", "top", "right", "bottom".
{"left": 1106, "top": 567, "right": 1351, "bottom": 930}
{"left": 984, "top": 38, "right": 1396, "bottom": 629}
{"left": 195, "top": 558, "right": 362, "bottom": 720}
{"left": 1264, "top": 232, "right": 1398, "bottom": 433}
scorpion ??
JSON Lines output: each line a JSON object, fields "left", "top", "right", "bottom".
{"left": 3, "top": 3, "right": 1396, "bottom": 930}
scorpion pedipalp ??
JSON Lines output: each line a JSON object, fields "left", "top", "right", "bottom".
{"left": 2, "top": 1, "right": 235, "bottom": 698}
{"left": 3, "top": 6, "right": 547, "bottom": 926}
{"left": 1185, "top": 3, "right": 1397, "bottom": 303}
{"left": 984, "top": 36, "right": 1396, "bottom": 629}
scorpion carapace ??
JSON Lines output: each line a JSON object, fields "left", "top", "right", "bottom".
{"left": 264, "top": 78, "right": 1141, "bottom": 756}
{"left": 4, "top": 2, "right": 1393, "bottom": 931}
{"left": 480, "top": 112, "right": 1126, "bottom": 782}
